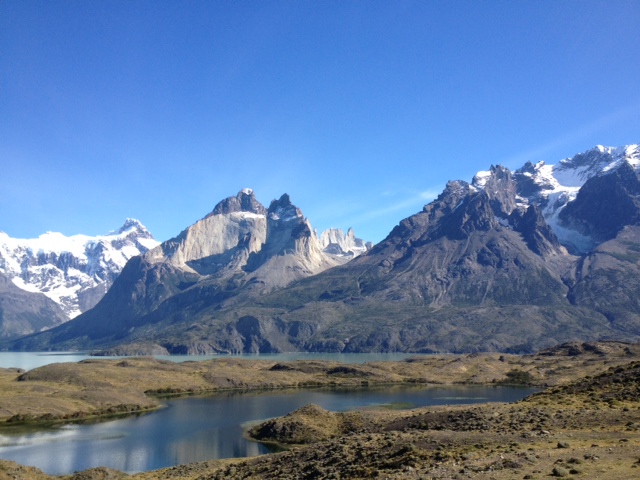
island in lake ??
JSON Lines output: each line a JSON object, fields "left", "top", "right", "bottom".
{"left": 1, "top": 341, "right": 640, "bottom": 479}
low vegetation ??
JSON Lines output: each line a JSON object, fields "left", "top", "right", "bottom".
{"left": 1, "top": 341, "right": 640, "bottom": 478}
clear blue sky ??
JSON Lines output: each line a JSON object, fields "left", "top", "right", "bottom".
{"left": 2, "top": 1, "right": 640, "bottom": 244}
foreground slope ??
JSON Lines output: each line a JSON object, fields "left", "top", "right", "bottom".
{"left": 238, "top": 357, "right": 640, "bottom": 480}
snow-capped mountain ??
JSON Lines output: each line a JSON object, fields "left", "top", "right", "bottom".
{"left": 10, "top": 145, "right": 640, "bottom": 355}
{"left": 7, "top": 189, "right": 373, "bottom": 353}
{"left": 0, "top": 219, "right": 159, "bottom": 319}
{"left": 473, "top": 144, "right": 640, "bottom": 253}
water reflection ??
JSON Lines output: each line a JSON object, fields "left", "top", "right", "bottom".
{"left": 0, "top": 385, "right": 537, "bottom": 475}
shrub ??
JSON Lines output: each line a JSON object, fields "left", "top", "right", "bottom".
{"left": 502, "top": 368, "right": 535, "bottom": 385}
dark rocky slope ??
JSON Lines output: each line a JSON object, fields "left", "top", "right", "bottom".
{"left": 0, "top": 273, "right": 67, "bottom": 339}
{"left": 7, "top": 146, "right": 640, "bottom": 354}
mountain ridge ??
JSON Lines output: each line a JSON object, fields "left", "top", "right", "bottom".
{"left": 6, "top": 143, "right": 640, "bottom": 354}
{"left": 4, "top": 190, "right": 371, "bottom": 349}
{"left": 0, "top": 219, "right": 159, "bottom": 339}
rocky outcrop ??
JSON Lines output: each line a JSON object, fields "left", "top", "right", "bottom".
{"left": 249, "top": 404, "right": 348, "bottom": 444}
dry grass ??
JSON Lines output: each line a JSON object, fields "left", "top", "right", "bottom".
{"left": 1, "top": 341, "right": 640, "bottom": 478}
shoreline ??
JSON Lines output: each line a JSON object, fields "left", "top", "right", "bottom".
{"left": 1, "top": 342, "right": 637, "bottom": 428}
{"left": 1, "top": 341, "right": 639, "bottom": 478}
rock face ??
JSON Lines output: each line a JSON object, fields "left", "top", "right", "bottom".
{"left": 512, "top": 144, "right": 640, "bottom": 253}
{"left": 144, "top": 189, "right": 368, "bottom": 291}
{"left": 0, "top": 220, "right": 158, "bottom": 339}
{"left": 8, "top": 144, "right": 640, "bottom": 354}
{"left": 145, "top": 190, "right": 369, "bottom": 286}
{"left": 149, "top": 189, "right": 268, "bottom": 275}
{"left": 0, "top": 273, "right": 67, "bottom": 339}
{"left": 319, "top": 228, "right": 372, "bottom": 257}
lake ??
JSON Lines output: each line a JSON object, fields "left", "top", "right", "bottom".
{"left": 0, "top": 385, "right": 538, "bottom": 475}
{"left": 0, "top": 351, "right": 424, "bottom": 371}
{"left": 0, "top": 352, "right": 537, "bottom": 475}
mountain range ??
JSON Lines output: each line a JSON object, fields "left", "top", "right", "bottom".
{"left": 5, "top": 144, "right": 640, "bottom": 354}
{"left": 0, "top": 220, "right": 159, "bottom": 338}
{"left": 0, "top": 194, "right": 370, "bottom": 341}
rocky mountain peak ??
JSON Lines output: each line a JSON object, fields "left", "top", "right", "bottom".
{"left": 517, "top": 160, "right": 539, "bottom": 175}
{"left": 426, "top": 181, "right": 475, "bottom": 214}
{"left": 473, "top": 165, "right": 518, "bottom": 217}
{"left": 554, "top": 144, "right": 640, "bottom": 186}
{"left": 319, "top": 228, "right": 371, "bottom": 257}
{"left": 209, "top": 189, "right": 267, "bottom": 217}
{"left": 399, "top": 179, "right": 500, "bottom": 245}
{"left": 513, "top": 161, "right": 555, "bottom": 200}
{"left": 117, "top": 218, "right": 148, "bottom": 234}
{"left": 267, "top": 194, "right": 302, "bottom": 222}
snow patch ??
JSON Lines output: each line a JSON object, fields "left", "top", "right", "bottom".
{"left": 472, "top": 170, "right": 491, "bottom": 188}
{"left": 230, "top": 211, "right": 265, "bottom": 221}
{"left": 270, "top": 207, "right": 300, "bottom": 222}
{"left": 546, "top": 217, "right": 596, "bottom": 254}
{"left": 0, "top": 220, "right": 158, "bottom": 319}
{"left": 495, "top": 216, "right": 511, "bottom": 228}
{"left": 471, "top": 143, "right": 639, "bottom": 251}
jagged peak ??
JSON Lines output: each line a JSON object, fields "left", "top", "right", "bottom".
{"left": 116, "top": 218, "right": 147, "bottom": 235}
{"left": 442, "top": 180, "right": 473, "bottom": 196}
{"left": 317, "top": 227, "right": 370, "bottom": 258}
{"left": 268, "top": 193, "right": 302, "bottom": 222}
{"left": 209, "top": 189, "right": 267, "bottom": 217}
{"left": 557, "top": 144, "right": 634, "bottom": 171}
{"left": 268, "top": 193, "right": 292, "bottom": 209}
{"left": 516, "top": 160, "right": 546, "bottom": 175}
{"left": 472, "top": 164, "right": 513, "bottom": 189}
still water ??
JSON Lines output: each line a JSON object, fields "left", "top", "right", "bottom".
{"left": 0, "top": 351, "right": 423, "bottom": 371}
{"left": 0, "top": 385, "right": 537, "bottom": 475}
{"left": 0, "top": 353, "right": 537, "bottom": 475}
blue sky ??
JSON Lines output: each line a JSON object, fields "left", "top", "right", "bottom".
{"left": 2, "top": 1, "right": 640, "bottom": 244}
